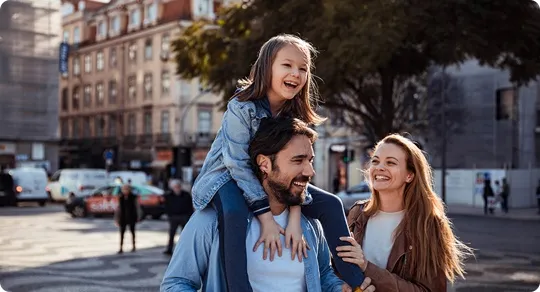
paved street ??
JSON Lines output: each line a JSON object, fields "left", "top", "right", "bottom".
{"left": 0, "top": 205, "right": 539, "bottom": 292}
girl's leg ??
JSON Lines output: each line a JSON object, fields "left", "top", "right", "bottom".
{"left": 301, "top": 184, "right": 365, "bottom": 288}
{"left": 119, "top": 224, "right": 126, "bottom": 253}
{"left": 212, "top": 180, "right": 252, "bottom": 292}
{"left": 130, "top": 223, "right": 136, "bottom": 251}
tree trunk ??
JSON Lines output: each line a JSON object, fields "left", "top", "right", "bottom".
{"left": 377, "top": 68, "right": 395, "bottom": 142}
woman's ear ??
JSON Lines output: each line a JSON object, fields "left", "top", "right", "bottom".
{"left": 406, "top": 173, "right": 415, "bottom": 183}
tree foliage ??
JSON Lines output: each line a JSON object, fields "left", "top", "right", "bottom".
{"left": 172, "top": 0, "right": 540, "bottom": 144}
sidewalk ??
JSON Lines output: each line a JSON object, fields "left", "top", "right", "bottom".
{"left": 446, "top": 204, "right": 540, "bottom": 221}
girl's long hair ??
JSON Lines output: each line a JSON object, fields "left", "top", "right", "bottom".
{"left": 233, "top": 34, "right": 326, "bottom": 125}
{"left": 364, "top": 134, "right": 473, "bottom": 282}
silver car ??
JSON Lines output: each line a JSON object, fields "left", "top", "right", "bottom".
{"left": 336, "top": 182, "right": 371, "bottom": 214}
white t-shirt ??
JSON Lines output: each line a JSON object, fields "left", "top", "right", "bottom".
{"left": 362, "top": 210, "right": 405, "bottom": 269}
{"left": 246, "top": 208, "right": 306, "bottom": 292}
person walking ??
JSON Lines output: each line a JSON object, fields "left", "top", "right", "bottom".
{"left": 163, "top": 179, "right": 193, "bottom": 255}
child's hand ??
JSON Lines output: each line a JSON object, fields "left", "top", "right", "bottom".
{"left": 253, "top": 212, "right": 284, "bottom": 261}
{"left": 285, "top": 223, "right": 309, "bottom": 262}
{"left": 286, "top": 206, "right": 309, "bottom": 262}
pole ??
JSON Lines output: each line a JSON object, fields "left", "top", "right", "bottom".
{"left": 441, "top": 66, "right": 447, "bottom": 203}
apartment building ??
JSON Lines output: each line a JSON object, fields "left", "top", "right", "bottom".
{"left": 59, "top": 0, "right": 225, "bottom": 181}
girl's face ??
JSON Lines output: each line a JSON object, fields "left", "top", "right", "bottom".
{"left": 267, "top": 44, "right": 309, "bottom": 105}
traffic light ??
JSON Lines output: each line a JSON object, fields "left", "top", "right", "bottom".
{"left": 342, "top": 149, "right": 355, "bottom": 163}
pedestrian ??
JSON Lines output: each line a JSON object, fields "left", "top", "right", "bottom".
{"left": 536, "top": 180, "right": 540, "bottom": 214}
{"left": 190, "top": 34, "right": 365, "bottom": 291}
{"left": 483, "top": 179, "right": 495, "bottom": 215}
{"left": 342, "top": 134, "right": 473, "bottom": 291}
{"left": 163, "top": 179, "right": 193, "bottom": 255}
{"left": 0, "top": 165, "right": 15, "bottom": 207}
{"left": 501, "top": 178, "right": 510, "bottom": 213}
{"left": 114, "top": 184, "right": 141, "bottom": 254}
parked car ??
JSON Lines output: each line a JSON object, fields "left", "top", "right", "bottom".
{"left": 65, "top": 183, "right": 165, "bottom": 219}
{"left": 10, "top": 167, "right": 49, "bottom": 206}
{"left": 336, "top": 181, "right": 371, "bottom": 214}
{"left": 47, "top": 168, "right": 109, "bottom": 202}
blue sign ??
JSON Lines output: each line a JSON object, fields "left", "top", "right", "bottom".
{"left": 59, "top": 42, "right": 69, "bottom": 74}
{"left": 104, "top": 149, "right": 114, "bottom": 160}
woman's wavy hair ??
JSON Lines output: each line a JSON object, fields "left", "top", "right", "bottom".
{"left": 233, "top": 34, "right": 326, "bottom": 126}
{"left": 364, "top": 134, "right": 473, "bottom": 282}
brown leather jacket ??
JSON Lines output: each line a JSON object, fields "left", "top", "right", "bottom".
{"left": 347, "top": 201, "right": 447, "bottom": 292}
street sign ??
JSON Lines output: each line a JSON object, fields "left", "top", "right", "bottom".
{"left": 103, "top": 149, "right": 114, "bottom": 160}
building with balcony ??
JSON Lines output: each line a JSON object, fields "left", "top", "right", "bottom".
{"left": 0, "top": 0, "right": 61, "bottom": 173}
{"left": 59, "top": 0, "right": 225, "bottom": 182}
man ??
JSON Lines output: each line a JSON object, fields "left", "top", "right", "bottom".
{"left": 161, "top": 117, "right": 375, "bottom": 292}
{"left": 0, "top": 165, "right": 15, "bottom": 207}
{"left": 163, "top": 179, "right": 193, "bottom": 255}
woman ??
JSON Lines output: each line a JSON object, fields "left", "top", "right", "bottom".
{"left": 114, "top": 184, "right": 141, "bottom": 254}
{"left": 337, "top": 134, "right": 473, "bottom": 291}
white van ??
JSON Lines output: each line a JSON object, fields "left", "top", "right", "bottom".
{"left": 108, "top": 171, "right": 148, "bottom": 185}
{"left": 46, "top": 169, "right": 108, "bottom": 202}
{"left": 9, "top": 167, "right": 49, "bottom": 206}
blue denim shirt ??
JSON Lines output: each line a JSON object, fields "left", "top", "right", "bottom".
{"left": 160, "top": 208, "right": 345, "bottom": 292}
{"left": 191, "top": 97, "right": 272, "bottom": 211}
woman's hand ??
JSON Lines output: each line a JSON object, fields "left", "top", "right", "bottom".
{"left": 253, "top": 212, "right": 284, "bottom": 261}
{"left": 336, "top": 236, "right": 368, "bottom": 271}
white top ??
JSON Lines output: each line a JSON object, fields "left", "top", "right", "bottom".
{"left": 246, "top": 208, "right": 306, "bottom": 292}
{"left": 362, "top": 210, "right": 405, "bottom": 269}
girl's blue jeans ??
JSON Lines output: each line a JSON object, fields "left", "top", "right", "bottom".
{"left": 213, "top": 180, "right": 365, "bottom": 291}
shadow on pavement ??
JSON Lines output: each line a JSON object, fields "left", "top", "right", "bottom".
{"left": 0, "top": 246, "right": 172, "bottom": 292}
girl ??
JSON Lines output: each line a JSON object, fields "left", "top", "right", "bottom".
{"left": 191, "top": 34, "right": 365, "bottom": 291}
{"left": 338, "top": 134, "right": 473, "bottom": 291}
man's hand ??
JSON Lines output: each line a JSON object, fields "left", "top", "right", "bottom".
{"left": 285, "top": 205, "right": 309, "bottom": 262}
{"left": 337, "top": 236, "right": 368, "bottom": 271}
{"left": 253, "top": 212, "right": 284, "bottom": 261}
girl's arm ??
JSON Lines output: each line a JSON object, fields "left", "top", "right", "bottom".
{"left": 221, "top": 100, "right": 283, "bottom": 260}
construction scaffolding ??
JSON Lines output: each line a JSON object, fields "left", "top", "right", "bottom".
{"left": 0, "top": 0, "right": 61, "bottom": 141}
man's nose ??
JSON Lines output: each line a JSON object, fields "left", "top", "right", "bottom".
{"left": 303, "top": 163, "right": 315, "bottom": 178}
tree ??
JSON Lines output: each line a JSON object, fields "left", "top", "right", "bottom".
{"left": 172, "top": 0, "right": 540, "bottom": 144}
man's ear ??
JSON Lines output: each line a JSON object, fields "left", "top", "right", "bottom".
{"left": 257, "top": 154, "right": 271, "bottom": 174}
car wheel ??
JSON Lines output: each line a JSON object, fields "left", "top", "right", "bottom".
{"left": 47, "top": 192, "right": 54, "bottom": 203}
{"left": 151, "top": 214, "right": 162, "bottom": 220}
{"left": 73, "top": 205, "right": 87, "bottom": 218}
{"left": 38, "top": 201, "right": 46, "bottom": 207}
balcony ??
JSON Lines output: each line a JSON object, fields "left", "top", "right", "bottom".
{"left": 184, "top": 132, "right": 217, "bottom": 148}
{"left": 155, "top": 133, "right": 172, "bottom": 145}
{"left": 123, "top": 135, "right": 137, "bottom": 147}
{"left": 138, "top": 134, "right": 154, "bottom": 146}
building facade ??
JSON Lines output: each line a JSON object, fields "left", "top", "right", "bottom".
{"left": 59, "top": 0, "right": 225, "bottom": 183}
{"left": 0, "top": 0, "right": 61, "bottom": 173}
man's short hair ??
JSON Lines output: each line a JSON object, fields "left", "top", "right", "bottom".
{"left": 248, "top": 117, "right": 318, "bottom": 180}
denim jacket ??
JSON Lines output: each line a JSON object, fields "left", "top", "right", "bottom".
{"left": 191, "top": 97, "right": 273, "bottom": 212}
{"left": 160, "top": 208, "right": 345, "bottom": 292}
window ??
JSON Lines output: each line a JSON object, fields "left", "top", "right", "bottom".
{"left": 62, "top": 30, "right": 69, "bottom": 43}
{"left": 96, "top": 82, "right": 104, "bottom": 106}
{"left": 95, "top": 116, "right": 104, "bottom": 137}
{"left": 127, "top": 113, "right": 136, "bottom": 135}
{"left": 108, "top": 115, "right": 116, "bottom": 136}
{"left": 96, "top": 51, "right": 104, "bottom": 71}
{"left": 84, "top": 54, "right": 91, "bottom": 73}
{"left": 98, "top": 20, "right": 106, "bottom": 37}
{"left": 61, "top": 119, "right": 69, "bottom": 138}
{"left": 72, "top": 86, "right": 80, "bottom": 110}
{"left": 180, "top": 79, "right": 191, "bottom": 98}
{"left": 83, "top": 117, "right": 91, "bottom": 137}
{"left": 161, "top": 110, "right": 169, "bottom": 133}
{"left": 145, "top": 3, "right": 157, "bottom": 23}
{"left": 496, "top": 88, "right": 516, "bottom": 120}
{"left": 110, "top": 15, "right": 120, "bottom": 33}
{"left": 73, "top": 26, "right": 80, "bottom": 44}
{"left": 109, "top": 80, "right": 117, "bottom": 104}
{"left": 161, "top": 34, "right": 170, "bottom": 54}
{"left": 161, "top": 70, "right": 170, "bottom": 95}
{"left": 83, "top": 84, "right": 92, "bottom": 107}
{"left": 144, "top": 73, "right": 153, "bottom": 99}
{"left": 144, "top": 39, "right": 153, "bottom": 60}
{"left": 128, "top": 43, "right": 137, "bottom": 62}
{"left": 73, "top": 57, "right": 80, "bottom": 75}
{"left": 61, "top": 88, "right": 68, "bottom": 111}
{"left": 110, "top": 47, "right": 117, "bottom": 68}
{"left": 143, "top": 112, "right": 152, "bottom": 134}
{"left": 197, "top": 109, "right": 212, "bottom": 133}
{"left": 72, "top": 119, "right": 79, "bottom": 138}
{"left": 130, "top": 9, "right": 140, "bottom": 26}
{"left": 128, "top": 75, "right": 137, "bottom": 101}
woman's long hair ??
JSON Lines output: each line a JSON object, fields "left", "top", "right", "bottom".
{"left": 233, "top": 34, "right": 326, "bottom": 125}
{"left": 364, "top": 134, "right": 473, "bottom": 282}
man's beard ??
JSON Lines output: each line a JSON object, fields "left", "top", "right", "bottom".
{"left": 266, "top": 170, "right": 309, "bottom": 206}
